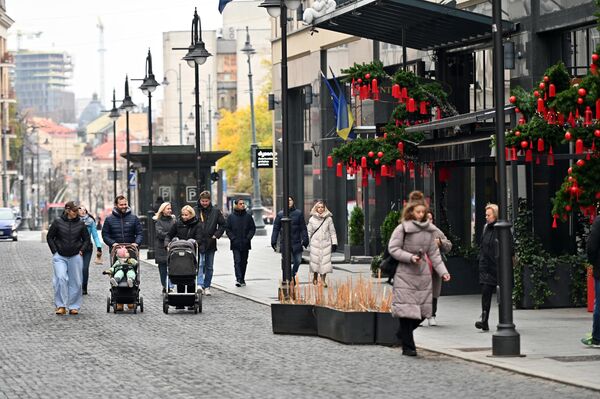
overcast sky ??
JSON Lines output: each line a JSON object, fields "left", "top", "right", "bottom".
{"left": 7, "top": 0, "right": 224, "bottom": 108}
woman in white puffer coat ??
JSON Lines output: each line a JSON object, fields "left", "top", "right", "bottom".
{"left": 307, "top": 201, "right": 338, "bottom": 287}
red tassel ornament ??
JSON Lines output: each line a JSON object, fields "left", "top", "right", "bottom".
{"left": 327, "top": 155, "right": 333, "bottom": 168}
{"left": 525, "top": 149, "right": 532, "bottom": 162}
{"left": 371, "top": 79, "right": 379, "bottom": 101}
{"left": 576, "top": 139, "right": 584, "bottom": 154}
{"left": 552, "top": 214, "right": 558, "bottom": 228}
{"left": 336, "top": 162, "right": 343, "bottom": 177}
{"left": 547, "top": 146, "right": 554, "bottom": 166}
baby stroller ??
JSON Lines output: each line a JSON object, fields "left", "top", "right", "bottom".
{"left": 163, "top": 238, "right": 202, "bottom": 314}
{"left": 105, "top": 244, "right": 143, "bottom": 314}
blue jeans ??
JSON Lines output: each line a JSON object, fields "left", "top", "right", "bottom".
{"left": 82, "top": 250, "right": 92, "bottom": 288}
{"left": 198, "top": 250, "right": 216, "bottom": 289}
{"left": 52, "top": 253, "right": 83, "bottom": 310}
{"left": 233, "top": 249, "right": 249, "bottom": 283}
{"left": 292, "top": 251, "right": 302, "bottom": 279}
{"left": 158, "top": 262, "right": 168, "bottom": 289}
{"left": 593, "top": 278, "right": 600, "bottom": 342}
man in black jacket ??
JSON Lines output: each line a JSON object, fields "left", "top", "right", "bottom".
{"left": 225, "top": 198, "right": 256, "bottom": 287}
{"left": 196, "top": 190, "right": 225, "bottom": 295}
{"left": 584, "top": 216, "right": 600, "bottom": 347}
{"left": 271, "top": 196, "right": 309, "bottom": 282}
{"left": 46, "top": 201, "right": 91, "bottom": 315}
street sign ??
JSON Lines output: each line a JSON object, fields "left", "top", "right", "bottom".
{"left": 159, "top": 186, "right": 172, "bottom": 202}
{"left": 255, "top": 148, "right": 275, "bottom": 168}
{"left": 128, "top": 172, "right": 136, "bottom": 189}
{"left": 186, "top": 186, "right": 198, "bottom": 203}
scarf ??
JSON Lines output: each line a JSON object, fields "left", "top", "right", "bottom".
{"left": 81, "top": 214, "right": 94, "bottom": 227}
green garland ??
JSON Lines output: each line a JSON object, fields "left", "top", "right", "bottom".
{"left": 340, "top": 60, "right": 387, "bottom": 84}
{"left": 551, "top": 155, "right": 600, "bottom": 218}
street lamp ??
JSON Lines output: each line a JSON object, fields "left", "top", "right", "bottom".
{"left": 491, "top": 0, "right": 520, "bottom": 356}
{"left": 259, "top": 0, "right": 302, "bottom": 290}
{"left": 241, "top": 26, "right": 266, "bottom": 237}
{"left": 182, "top": 7, "right": 212, "bottom": 194}
{"left": 162, "top": 64, "right": 184, "bottom": 145}
{"left": 108, "top": 89, "right": 121, "bottom": 200}
{"left": 119, "top": 75, "right": 136, "bottom": 202}
{"left": 139, "top": 48, "right": 160, "bottom": 260}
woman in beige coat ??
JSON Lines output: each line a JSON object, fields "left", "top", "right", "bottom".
{"left": 388, "top": 201, "right": 451, "bottom": 356}
{"left": 307, "top": 201, "right": 337, "bottom": 287}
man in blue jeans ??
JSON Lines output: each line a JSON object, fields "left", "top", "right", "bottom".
{"left": 46, "top": 201, "right": 91, "bottom": 315}
{"left": 196, "top": 190, "right": 226, "bottom": 296}
{"left": 271, "top": 196, "right": 309, "bottom": 282}
{"left": 584, "top": 215, "right": 600, "bottom": 347}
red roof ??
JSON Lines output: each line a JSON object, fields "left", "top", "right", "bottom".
{"left": 93, "top": 131, "right": 127, "bottom": 160}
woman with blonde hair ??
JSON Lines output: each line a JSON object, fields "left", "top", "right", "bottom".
{"left": 307, "top": 200, "right": 338, "bottom": 287}
{"left": 475, "top": 203, "right": 499, "bottom": 331}
{"left": 388, "top": 201, "right": 451, "bottom": 356}
{"left": 153, "top": 202, "right": 175, "bottom": 293}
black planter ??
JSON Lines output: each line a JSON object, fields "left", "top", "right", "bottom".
{"left": 441, "top": 256, "right": 480, "bottom": 296}
{"left": 315, "top": 306, "right": 375, "bottom": 344}
{"left": 271, "top": 304, "right": 317, "bottom": 335}
{"left": 375, "top": 312, "right": 400, "bottom": 346}
{"left": 518, "top": 261, "right": 577, "bottom": 309}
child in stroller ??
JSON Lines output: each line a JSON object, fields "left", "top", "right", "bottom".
{"left": 104, "top": 247, "right": 138, "bottom": 288}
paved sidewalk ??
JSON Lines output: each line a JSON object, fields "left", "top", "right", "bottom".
{"left": 141, "top": 225, "right": 599, "bottom": 391}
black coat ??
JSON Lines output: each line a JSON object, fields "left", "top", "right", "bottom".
{"left": 226, "top": 208, "right": 256, "bottom": 251}
{"left": 47, "top": 214, "right": 91, "bottom": 257}
{"left": 196, "top": 204, "right": 226, "bottom": 253}
{"left": 101, "top": 207, "right": 143, "bottom": 247}
{"left": 271, "top": 206, "right": 309, "bottom": 254}
{"left": 154, "top": 215, "right": 176, "bottom": 264}
{"left": 478, "top": 222, "right": 498, "bottom": 286}
{"left": 587, "top": 216, "right": 600, "bottom": 279}
{"left": 165, "top": 216, "right": 202, "bottom": 246}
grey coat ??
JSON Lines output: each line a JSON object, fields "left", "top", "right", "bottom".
{"left": 431, "top": 225, "right": 452, "bottom": 298}
{"left": 388, "top": 220, "right": 449, "bottom": 320}
{"left": 154, "top": 215, "right": 176, "bottom": 264}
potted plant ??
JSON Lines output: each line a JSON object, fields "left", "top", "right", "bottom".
{"left": 345, "top": 206, "right": 365, "bottom": 261}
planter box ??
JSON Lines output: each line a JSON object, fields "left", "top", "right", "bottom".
{"left": 344, "top": 244, "right": 364, "bottom": 262}
{"left": 271, "top": 304, "right": 317, "bottom": 335}
{"left": 441, "top": 256, "right": 480, "bottom": 296}
{"left": 518, "top": 261, "right": 578, "bottom": 309}
{"left": 375, "top": 312, "right": 401, "bottom": 346}
{"left": 315, "top": 306, "right": 375, "bottom": 344}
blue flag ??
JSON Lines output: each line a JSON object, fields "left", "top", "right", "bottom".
{"left": 329, "top": 69, "right": 354, "bottom": 140}
{"left": 219, "top": 0, "right": 232, "bottom": 13}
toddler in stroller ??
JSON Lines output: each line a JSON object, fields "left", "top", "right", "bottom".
{"left": 104, "top": 244, "right": 143, "bottom": 313}
{"left": 104, "top": 247, "right": 138, "bottom": 287}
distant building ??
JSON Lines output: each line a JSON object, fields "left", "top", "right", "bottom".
{"left": 0, "top": 1, "right": 14, "bottom": 208}
{"left": 14, "top": 50, "right": 76, "bottom": 123}
{"left": 78, "top": 93, "right": 103, "bottom": 129}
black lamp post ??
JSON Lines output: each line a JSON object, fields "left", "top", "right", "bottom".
{"left": 241, "top": 26, "right": 267, "bottom": 237}
{"left": 182, "top": 7, "right": 212, "bottom": 196}
{"left": 491, "top": 0, "right": 520, "bottom": 356}
{"left": 259, "top": 0, "right": 301, "bottom": 290}
{"left": 139, "top": 48, "right": 160, "bottom": 260}
{"left": 108, "top": 89, "right": 121, "bottom": 199}
{"left": 119, "top": 76, "right": 136, "bottom": 202}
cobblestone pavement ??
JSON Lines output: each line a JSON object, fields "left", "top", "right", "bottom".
{"left": 0, "top": 239, "right": 596, "bottom": 398}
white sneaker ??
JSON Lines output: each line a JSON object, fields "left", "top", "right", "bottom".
{"left": 204, "top": 288, "right": 211, "bottom": 296}
{"left": 127, "top": 278, "right": 134, "bottom": 288}
{"left": 110, "top": 278, "right": 118, "bottom": 287}
{"left": 428, "top": 317, "right": 437, "bottom": 326}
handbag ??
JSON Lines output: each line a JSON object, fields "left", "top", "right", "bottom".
{"left": 379, "top": 226, "right": 405, "bottom": 277}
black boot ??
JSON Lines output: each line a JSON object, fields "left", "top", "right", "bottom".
{"left": 475, "top": 311, "right": 489, "bottom": 331}
{"left": 82, "top": 285, "right": 88, "bottom": 295}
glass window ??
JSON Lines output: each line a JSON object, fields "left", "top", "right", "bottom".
{"left": 540, "top": 0, "right": 589, "bottom": 15}
{"left": 565, "top": 26, "right": 600, "bottom": 77}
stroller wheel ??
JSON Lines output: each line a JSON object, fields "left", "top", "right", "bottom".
{"left": 139, "top": 297, "right": 144, "bottom": 313}
{"left": 163, "top": 296, "right": 169, "bottom": 314}
{"left": 197, "top": 294, "right": 202, "bottom": 313}
{"left": 106, "top": 296, "right": 111, "bottom": 313}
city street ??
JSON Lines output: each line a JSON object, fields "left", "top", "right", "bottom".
{"left": 0, "top": 235, "right": 596, "bottom": 398}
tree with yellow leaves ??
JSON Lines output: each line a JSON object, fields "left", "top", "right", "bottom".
{"left": 215, "top": 95, "right": 273, "bottom": 202}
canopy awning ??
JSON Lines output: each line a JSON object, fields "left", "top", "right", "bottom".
{"left": 314, "top": 0, "right": 515, "bottom": 50}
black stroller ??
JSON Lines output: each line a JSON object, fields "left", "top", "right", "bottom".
{"left": 163, "top": 238, "right": 202, "bottom": 314}
{"left": 105, "top": 244, "right": 143, "bottom": 314}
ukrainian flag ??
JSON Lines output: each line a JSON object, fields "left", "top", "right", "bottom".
{"left": 336, "top": 93, "right": 354, "bottom": 140}
{"left": 219, "top": 0, "right": 232, "bottom": 13}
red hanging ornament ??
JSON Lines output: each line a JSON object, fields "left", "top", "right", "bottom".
{"left": 525, "top": 149, "right": 533, "bottom": 162}
{"left": 577, "top": 97, "right": 584, "bottom": 105}
{"left": 549, "top": 84, "right": 556, "bottom": 98}
{"left": 371, "top": 79, "right": 379, "bottom": 101}
{"left": 565, "top": 205, "right": 572, "bottom": 212}
{"left": 359, "top": 84, "right": 369, "bottom": 100}
{"left": 336, "top": 162, "right": 343, "bottom": 177}
{"left": 552, "top": 214, "right": 558, "bottom": 229}
{"left": 401, "top": 87, "right": 408, "bottom": 101}
{"left": 392, "top": 83, "right": 400, "bottom": 99}
{"left": 520, "top": 140, "right": 529, "bottom": 149}
{"left": 577, "top": 159, "right": 585, "bottom": 167}
{"left": 593, "top": 53, "right": 600, "bottom": 62}
{"left": 567, "top": 112, "right": 575, "bottom": 127}
{"left": 381, "top": 164, "right": 388, "bottom": 176}
{"left": 576, "top": 139, "right": 584, "bottom": 154}
{"left": 397, "top": 141, "right": 404, "bottom": 154}
{"left": 565, "top": 131, "right": 572, "bottom": 141}
{"left": 419, "top": 101, "right": 427, "bottom": 115}
{"left": 407, "top": 98, "right": 416, "bottom": 113}
{"left": 537, "top": 138, "right": 544, "bottom": 152}
{"left": 368, "top": 151, "right": 374, "bottom": 158}
{"left": 537, "top": 97, "right": 545, "bottom": 113}
{"left": 361, "top": 172, "right": 368, "bottom": 187}
{"left": 361, "top": 156, "right": 367, "bottom": 168}
{"left": 511, "top": 147, "right": 517, "bottom": 161}
{"left": 509, "top": 95, "right": 517, "bottom": 104}
{"left": 514, "top": 130, "right": 521, "bottom": 137}
{"left": 568, "top": 167, "right": 573, "bottom": 174}
{"left": 377, "top": 151, "right": 384, "bottom": 158}
{"left": 547, "top": 146, "right": 554, "bottom": 166}
{"left": 534, "top": 90, "right": 540, "bottom": 98}
{"left": 327, "top": 155, "right": 333, "bottom": 168}
{"left": 578, "top": 88, "right": 587, "bottom": 97}
{"left": 374, "top": 158, "right": 380, "bottom": 165}
{"left": 539, "top": 82, "right": 545, "bottom": 90}
{"left": 395, "top": 159, "right": 402, "bottom": 172}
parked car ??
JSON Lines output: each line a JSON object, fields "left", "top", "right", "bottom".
{"left": 263, "top": 207, "right": 274, "bottom": 225}
{"left": 0, "top": 207, "right": 20, "bottom": 241}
